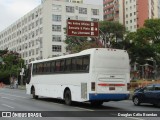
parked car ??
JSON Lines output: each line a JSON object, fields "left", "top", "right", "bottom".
{"left": 132, "top": 84, "right": 160, "bottom": 106}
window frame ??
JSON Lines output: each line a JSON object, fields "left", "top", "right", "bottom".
{"left": 32, "top": 54, "right": 90, "bottom": 75}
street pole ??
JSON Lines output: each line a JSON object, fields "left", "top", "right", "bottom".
{"left": 21, "top": 73, "right": 23, "bottom": 86}
{"left": 20, "top": 63, "right": 24, "bottom": 86}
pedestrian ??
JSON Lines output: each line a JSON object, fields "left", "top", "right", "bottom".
{"left": 10, "top": 77, "right": 14, "bottom": 89}
{"left": 14, "top": 78, "right": 18, "bottom": 89}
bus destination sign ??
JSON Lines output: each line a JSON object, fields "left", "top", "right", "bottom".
{"left": 67, "top": 20, "right": 99, "bottom": 37}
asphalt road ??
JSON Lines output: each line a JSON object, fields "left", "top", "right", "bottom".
{"left": 0, "top": 87, "right": 159, "bottom": 120}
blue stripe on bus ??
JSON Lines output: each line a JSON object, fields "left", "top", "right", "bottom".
{"left": 89, "top": 93, "right": 130, "bottom": 101}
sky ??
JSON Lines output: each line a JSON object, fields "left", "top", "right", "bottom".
{"left": 0, "top": 0, "right": 103, "bottom": 32}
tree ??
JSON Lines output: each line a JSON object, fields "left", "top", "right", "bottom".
{"left": 99, "top": 21, "right": 126, "bottom": 48}
{"left": 64, "top": 30, "right": 103, "bottom": 53}
{"left": 0, "top": 49, "right": 25, "bottom": 84}
{"left": 144, "top": 19, "right": 160, "bottom": 44}
{"left": 124, "top": 30, "right": 156, "bottom": 65}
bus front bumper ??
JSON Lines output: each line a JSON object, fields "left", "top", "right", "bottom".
{"left": 89, "top": 93, "right": 130, "bottom": 101}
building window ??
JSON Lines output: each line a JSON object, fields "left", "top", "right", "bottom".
{"left": 79, "top": 7, "right": 87, "bottom": 14}
{"left": 52, "top": 25, "right": 61, "bottom": 32}
{"left": 92, "top": 9, "right": 99, "bottom": 15}
{"left": 52, "top": 35, "right": 61, "bottom": 42}
{"left": 52, "top": 15, "right": 61, "bottom": 22}
{"left": 66, "top": 6, "right": 74, "bottom": 13}
{"left": 52, "top": 45, "right": 61, "bottom": 52}
{"left": 40, "top": 27, "right": 43, "bottom": 34}
{"left": 40, "top": 18, "right": 43, "bottom": 24}
{"left": 52, "top": 4, "right": 62, "bottom": 12}
{"left": 91, "top": 18, "right": 99, "bottom": 21}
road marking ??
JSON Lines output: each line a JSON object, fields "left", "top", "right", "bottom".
{"left": 0, "top": 93, "right": 27, "bottom": 99}
{"left": 72, "top": 106, "right": 94, "bottom": 111}
{"left": 1, "top": 104, "right": 14, "bottom": 109}
{"left": 1, "top": 97, "right": 15, "bottom": 101}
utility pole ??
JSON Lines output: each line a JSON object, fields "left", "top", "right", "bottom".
{"left": 20, "top": 63, "right": 24, "bottom": 86}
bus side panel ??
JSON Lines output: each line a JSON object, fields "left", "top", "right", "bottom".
{"left": 35, "top": 84, "right": 81, "bottom": 100}
{"left": 27, "top": 73, "right": 91, "bottom": 102}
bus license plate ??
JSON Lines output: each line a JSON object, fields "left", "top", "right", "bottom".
{"left": 109, "top": 86, "right": 115, "bottom": 90}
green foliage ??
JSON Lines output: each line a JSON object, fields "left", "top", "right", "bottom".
{"left": 124, "top": 19, "right": 160, "bottom": 65}
{"left": 0, "top": 50, "right": 25, "bottom": 81}
{"left": 99, "top": 21, "right": 126, "bottom": 45}
{"left": 65, "top": 36, "right": 103, "bottom": 53}
{"left": 64, "top": 29, "right": 103, "bottom": 53}
{"left": 144, "top": 19, "right": 160, "bottom": 43}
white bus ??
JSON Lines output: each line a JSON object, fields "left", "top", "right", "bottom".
{"left": 26, "top": 48, "right": 130, "bottom": 106}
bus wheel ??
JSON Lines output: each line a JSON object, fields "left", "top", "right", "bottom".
{"left": 64, "top": 90, "right": 72, "bottom": 105}
{"left": 32, "top": 87, "right": 38, "bottom": 99}
{"left": 91, "top": 101, "right": 103, "bottom": 106}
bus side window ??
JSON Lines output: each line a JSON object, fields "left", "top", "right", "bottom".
{"left": 65, "top": 59, "right": 71, "bottom": 72}
{"left": 83, "top": 55, "right": 90, "bottom": 71}
{"left": 37, "top": 63, "right": 41, "bottom": 73}
{"left": 60, "top": 60, "right": 65, "bottom": 72}
{"left": 77, "top": 57, "right": 83, "bottom": 71}
{"left": 33, "top": 64, "right": 37, "bottom": 75}
{"left": 44, "top": 63, "right": 47, "bottom": 73}
{"left": 39, "top": 63, "right": 44, "bottom": 73}
{"left": 47, "top": 62, "right": 51, "bottom": 73}
{"left": 55, "top": 60, "right": 60, "bottom": 72}
{"left": 51, "top": 61, "right": 55, "bottom": 73}
{"left": 71, "top": 58, "right": 76, "bottom": 72}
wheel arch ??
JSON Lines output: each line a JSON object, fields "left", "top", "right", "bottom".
{"left": 63, "top": 87, "right": 71, "bottom": 99}
{"left": 31, "top": 85, "right": 35, "bottom": 94}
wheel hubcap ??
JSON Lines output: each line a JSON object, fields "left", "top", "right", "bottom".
{"left": 134, "top": 98, "right": 138, "bottom": 105}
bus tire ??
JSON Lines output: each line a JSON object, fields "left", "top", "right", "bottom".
{"left": 64, "top": 90, "right": 72, "bottom": 105}
{"left": 31, "top": 87, "right": 38, "bottom": 99}
{"left": 91, "top": 101, "right": 103, "bottom": 106}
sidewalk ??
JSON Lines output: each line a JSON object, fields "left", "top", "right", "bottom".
{"left": 3, "top": 85, "right": 26, "bottom": 90}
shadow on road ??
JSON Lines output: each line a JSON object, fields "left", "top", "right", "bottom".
{"left": 35, "top": 97, "right": 126, "bottom": 111}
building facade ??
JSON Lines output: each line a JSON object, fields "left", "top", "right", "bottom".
{"left": 103, "top": 0, "right": 159, "bottom": 32}
{"left": 0, "top": 0, "right": 103, "bottom": 64}
{"left": 65, "top": 0, "right": 83, "bottom": 3}
{"left": 103, "top": 0, "right": 125, "bottom": 24}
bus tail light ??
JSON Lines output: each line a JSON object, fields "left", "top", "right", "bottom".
{"left": 91, "top": 82, "right": 95, "bottom": 91}
{"left": 98, "top": 83, "right": 125, "bottom": 86}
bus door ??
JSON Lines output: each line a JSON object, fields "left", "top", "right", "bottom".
{"left": 26, "top": 64, "right": 32, "bottom": 84}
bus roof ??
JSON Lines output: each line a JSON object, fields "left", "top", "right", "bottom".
{"left": 31, "top": 48, "right": 127, "bottom": 64}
